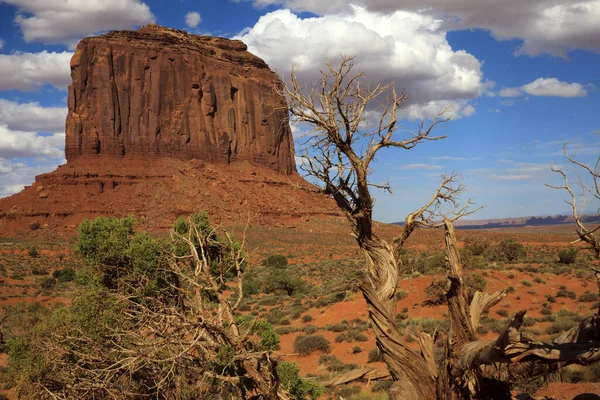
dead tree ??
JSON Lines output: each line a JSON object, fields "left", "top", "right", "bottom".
{"left": 284, "top": 56, "right": 600, "bottom": 399}
{"left": 547, "top": 136, "right": 600, "bottom": 259}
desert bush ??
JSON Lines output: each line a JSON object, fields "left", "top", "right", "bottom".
{"left": 28, "top": 247, "right": 40, "bottom": 258}
{"left": 352, "top": 346, "right": 362, "bottom": 354}
{"left": 485, "top": 239, "right": 526, "bottom": 262}
{"left": 367, "top": 348, "right": 383, "bottom": 363}
{"left": 521, "top": 279, "right": 533, "bottom": 287}
{"left": 545, "top": 295, "right": 557, "bottom": 303}
{"left": 242, "top": 274, "right": 260, "bottom": 296}
{"left": 562, "top": 363, "right": 600, "bottom": 383}
{"left": 335, "top": 330, "right": 368, "bottom": 343}
{"left": 302, "top": 325, "right": 319, "bottom": 335}
{"left": 263, "top": 254, "right": 288, "bottom": 269}
{"left": 541, "top": 305, "right": 553, "bottom": 315}
{"left": 552, "top": 265, "right": 573, "bottom": 275}
{"left": 406, "top": 318, "right": 449, "bottom": 336}
{"left": 328, "top": 322, "right": 349, "bottom": 332}
{"left": 466, "top": 273, "right": 487, "bottom": 294}
{"left": 463, "top": 236, "right": 491, "bottom": 256}
{"left": 263, "top": 270, "right": 306, "bottom": 296}
{"left": 556, "top": 289, "right": 577, "bottom": 299}
{"left": 372, "top": 381, "right": 394, "bottom": 393}
{"left": 558, "top": 248, "right": 578, "bottom": 264}
{"left": 425, "top": 279, "right": 447, "bottom": 305}
{"left": 544, "top": 310, "right": 582, "bottom": 335}
{"left": 478, "top": 316, "right": 506, "bottom": 335}
{"left": 293, "top": 334, "right": 331, "bottom": 355}
{"left": 302, "top": 314, "right": 313, "bottom": 323}
{"left": 53, "top": 267, "right": 76, "bottom": 283}
{"left": 276, "top": 361, "right": 323, "bottom": 400}
{"left": 577, "top": 292, "right": 598, "bottom": 303}
{"left": 496, "top": 308, "right": 509, "bottom": 317}
{"left": 39, "top": 277, "right": 55, "bottom": 289}
{"left": 30, "top": 265, "right": 48, "bottom": 275}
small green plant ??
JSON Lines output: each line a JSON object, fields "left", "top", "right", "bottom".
{"left": 263, "top": 254, "right": 288, "bottom": 269}
{"left": 276, "top": 361, "right": 323, "bottom": 400}
{"left": 301, "top": 314, "right": 313, "bottom": 323}
{"left": 28, "top": 247, "right": 40, "bottom": 258}
{"left": 293, "top": 334, "right": 331, "bottom": 356}
{"left": 496, "top": 308, "right": 509, "bottom": 317}
{"left": 577, "top": 293, "right": 598, "bottom": 303}
{"left": 558, "top": 248, "right": 578, "bottom": 264}
{"left": 367, "top": 348, "right": 383, "bottom": 363}
{"left": 53, "top": 267, "right": 76, "bottom": 283}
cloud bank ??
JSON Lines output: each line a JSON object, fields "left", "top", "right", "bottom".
{"left": 237, "top": 7, "right": 487, "bottom": 119}
{"left": 246, "top": 0, "right": 600, "bottom": 56}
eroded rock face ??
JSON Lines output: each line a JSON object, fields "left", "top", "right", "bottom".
{"left": 66, "top": 25, "right": 296, "bottom": 174}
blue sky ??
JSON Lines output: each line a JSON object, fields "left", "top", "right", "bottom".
{"left": 0, "top": 0, "right": 599, "bottom": 222}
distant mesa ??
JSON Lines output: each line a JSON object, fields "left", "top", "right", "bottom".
{"left": 0, "top": 25, "right": 339, "bottom": 234}
{"left": 67, "top": 24, "right": 296, "bottom": 174}
{"left": 394, "top": 214, "right": 600, "bottom": 229}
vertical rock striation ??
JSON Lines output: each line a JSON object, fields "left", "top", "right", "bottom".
{"left": 66, "top": 24, "right": 296, "bottom": 174}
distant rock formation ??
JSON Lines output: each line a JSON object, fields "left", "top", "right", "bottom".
{"left": 0, "top": 26, "right": 343, "bottom": 235}
{"left": 66, "top": 24, "right": 296, "bottom": 174}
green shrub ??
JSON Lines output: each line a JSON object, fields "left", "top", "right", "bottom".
{"left": 276, "top": 361, "right": 323, "bottom": 400}
{"left": 367, "top": 348, "right": 383, "bottom": 363}
{"left": 372, "top": 381, "right": 393, "bottom": 393}
{"left": 577, "top": 293, "right": 598, "bottom": 303}
{"left": 556, "top": 289, "right": 577, "bottom": 299}
{"left": 30, "top": 265, "right": 48, "bottom": 275}
{"left": 302, "top": 314, "right": 313, "bottom": 323}
{"left": 466, "top": 273, "right": 487, "bottom": 294}
{"left": 485, "top": 239, "right": 526, "bottom": 262}
{"left": 53, "top": 267, "right": 76, "bottom": 283}
{"left": 28, "top": 246, "right": 40, "bottom": 258}
{"left": 39, "top": 277, "right": 55, "bottom": 289}
{"left": 540, "top": 306, "right": 553, "bottom": 315}
{"left": 463, "top": 236, "right": 490, "bottom": 256}
{"left": 5, "top": 336, "right": 45, "bottom": 385}
{"left": 293, "top": 334, "right": 331, "bottom": 355}
{"left": 335, "top": 330, "right": 368, "bottom": 343}
{"left": 263, "top": 270, "right": 306, "bottom": 296}
{"left": 558, "top": 248, "right": 578, "bottom": 264}
{"left": 263, "top": 254, "right": 288, "bottom": 269}
{"left": 496, "top": 308, "right": 509, "bottom": 317}
{"left": 521, "top": 279, "right": 532, "bottom": 287}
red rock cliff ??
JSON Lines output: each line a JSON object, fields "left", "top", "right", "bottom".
{"left": 66, "top": 25, "right": 296, "bottom": 174}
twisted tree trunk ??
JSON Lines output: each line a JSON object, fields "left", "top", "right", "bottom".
{"left": 359, "top": 236, "right": 437, "bottom": 399}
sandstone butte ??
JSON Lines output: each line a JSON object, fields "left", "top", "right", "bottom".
{"left": 0, "top": 25, "right": 338, "bottom": 235}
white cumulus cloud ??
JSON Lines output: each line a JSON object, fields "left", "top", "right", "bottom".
{"left": 1, "top": 0, "right": 155, "bottom": 47}
{"left": 0, "top": 99, "right": 68, "bottom": 132}
{"left": 0, "top": 157, "right": 64, "bottom": 197}
{"left": 237, "top": 7, "right": 486, "bottom": 119}
{"left": 0, "top": 51, "right": 73, "bottom": 91}
{"left": 185, "top": 11, "right": 202, "bottom": 28}
{"left": 0, "top": 125, "right": 64, "bottom": 159}
{"left": 245, "top": 0, "right": 600, "bottom": 56}
{"left": 499, "top": 78, "right": 589, "bottom": 98}
{"left": 522, "top": 78, "right": 589, "bottom": 97}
